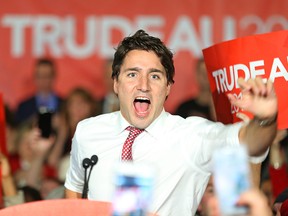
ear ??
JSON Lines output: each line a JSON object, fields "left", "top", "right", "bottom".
{"left": 113, "top": 79, "right": 119, "bottom": 94}
{"left": 166, "top": 83, "right": 171, "bottom": 97}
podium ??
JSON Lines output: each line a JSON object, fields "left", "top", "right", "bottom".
{"left": 0, "top": 199, "right": 112, "bottom": 216}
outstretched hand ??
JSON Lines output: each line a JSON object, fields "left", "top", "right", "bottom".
{"left": 227, "top": 77, "right": 278, "bottom": 119}
{"left": 29, "top": 128, "right": 55, "bottom": 158}
{"left": 0, "top": 153, "right": 12, "bottom": 178}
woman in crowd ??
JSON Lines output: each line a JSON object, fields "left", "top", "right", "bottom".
{"left": 47, "top": 87, "right": 99, "bottom": 179}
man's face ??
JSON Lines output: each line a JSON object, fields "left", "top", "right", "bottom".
{"left": 35, "top": 64, "right": 55, "bottom": 94}
{"left": 114, "top": 50, "right": 171, "bottom": 129}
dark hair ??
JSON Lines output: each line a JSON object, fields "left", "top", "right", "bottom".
{"left": 20, "top": 186, "right": 42, "bottom": 202}
{"left": 112, "top": 29, "right": 175, "bottom": 85}
{"left": 64, "top": 87, "right": 98, "bottom": 117}
{"left": 35, "top": 58, "right": 56, "bottom": 77}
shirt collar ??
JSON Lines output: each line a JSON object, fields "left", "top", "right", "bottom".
{"left": 114, "top": 109, "right": 168, "bottom": 138}
{"left": 145, "top": 109, "right": 168, "bottom": 138}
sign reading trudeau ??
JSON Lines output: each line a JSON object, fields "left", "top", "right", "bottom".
{"left": 202, "top": 30, "right": 288, "bottom": 129}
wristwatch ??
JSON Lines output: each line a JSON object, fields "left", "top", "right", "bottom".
{"left": 253, "top": 113, "right": 278, "bottom": 127}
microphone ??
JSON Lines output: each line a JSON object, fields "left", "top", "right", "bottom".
{"left": 87, "top": 155, "right": 98, "bottom": 181}
{"left": 82, "top": 158, "right": 92, "bottom": 199}
{"left": 81, "top": 155, "right": 98, "bottom": 199}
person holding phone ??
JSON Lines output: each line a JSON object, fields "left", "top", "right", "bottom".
{"left": 15, "top": 58, "right": 62, "bottom": 125}
{"left": 204, "top": 189, "right": 273, "bottom": 216}
{"left": 65, "top": 30, "right": 277, "bottom": 216}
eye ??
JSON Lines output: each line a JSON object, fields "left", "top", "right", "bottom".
{"left": 151, "top": 74, "right": 160, "bottom": 79}
{"left": 127, "top": 72, "right": 136, "bottom": 78}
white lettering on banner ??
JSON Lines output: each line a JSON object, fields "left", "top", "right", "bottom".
{"left": 2, "top": 14, "right": 288, "bottom": 58}
{"left": 33, "top": 16, "right": 63, "bottom": 57}
{"left": 64, "top": 16, "right": 97, "bottom": 58}
{"left": 100, "top": 16, "right": 133, "bottom": 57}
{"left": 168, "top": 16, "right": 202, "bottom": 56}
{"left": 231, "top": 92, "right": 242, "bottom": 114}
{"left": 136, "top": 16, "right": 164, "bottom": 39}
{"left": 223, "top": 16, "right": 236, "bottom": 41}
{"left": 2, "top": 15, "right": 33, "bottom": 57}
{"left": 270, "top": 57, "right": 288, "bottom": 81}
{"left": 240, "top": 15, "right": 288, "bottom": 34}
{"left": 212, "top": 57, "right": 288, "bottom": 94}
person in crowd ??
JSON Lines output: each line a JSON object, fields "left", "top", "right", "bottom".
{"left": 273, "top": 188, "right": 288, "bottom": 216}
{"left": 269, "top": 129, "right": 288, "bottom": 199}
{"left": 0, "top": 152, "right": 22, "bottom": 207}
{"left": 0, "top": 152, "right": 42, "bottom": 207}
{"left": 206, "top": 188, "right": 273, "bottom": 216}
{"left": 47, "top": 87, "right": 98, "bottom": 175}
{"left": 15, "top": 58, "right": 62, "bottom": 125}
{"left": 281, "top": 199, "right": 288, "bottom": 216}
{"left": 64, "top": 30, "right": 277, "bottom": 215}
{"left": 9, "top": 121, "right": 55, "bottom": 189}
{"left": 174, "top": 58, "right": 216, "bottom": 121}
{"left": 196, "top": 177, "right": 273, "bottom": 216}
{"left": 101, "top": 58, "right": 120, "bottom": 114}
{"left": 40, "top": 177, "right": 65, "bottom": 200}
{"left": 5, "top": 104, "right": 17, "bottom": 155}
{"left": 196, "top": 177, "right": 214, "bottom": 216}
{"left": 258, "top": 129, "right": 288, "bottom": 211}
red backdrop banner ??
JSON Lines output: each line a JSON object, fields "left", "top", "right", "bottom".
{"left": 0, "top": 94, "right": 7, "bottom": 155}
{"left": 1, "top": 0, "right": 288, "bottom": 112}
{"left": 203, "top": 30, "right": 288, "bottom": 129}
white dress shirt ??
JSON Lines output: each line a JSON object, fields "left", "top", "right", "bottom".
{"left": 65, "top": 110, "right": 265, "bottom": 216}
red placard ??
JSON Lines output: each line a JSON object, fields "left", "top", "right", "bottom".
{"left": 203, "top": 30, "right": 288, "bottom": 129}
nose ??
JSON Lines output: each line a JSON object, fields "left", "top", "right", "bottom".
{"left": 137, "top": 75, "right": 150, "bottom": 92}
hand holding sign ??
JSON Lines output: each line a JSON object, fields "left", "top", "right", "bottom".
{"left": 203, "top": 30, "right": 288, "bottom": 129}
{"left": 227, "top": 77, "right": 278, "bottom": 120}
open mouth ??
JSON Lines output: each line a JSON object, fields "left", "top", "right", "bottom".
{"left": 134, "top": 96, "right": 151, "bottom": 114}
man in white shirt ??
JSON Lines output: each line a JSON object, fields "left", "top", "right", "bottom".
{"left": 65, "top": 30, "right": 277, "bottom": 215}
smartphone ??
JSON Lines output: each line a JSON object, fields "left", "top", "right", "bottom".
{"left": 38, "top": 110, "right": 53, "bottom": 138}
{"left": 112, "top": 163, "right": 154, "bottom": 216}
{"left": 212, "top": 145, "right": 251, "bottom": 215}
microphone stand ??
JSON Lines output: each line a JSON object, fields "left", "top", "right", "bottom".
{"left": 81, "top": 155, "right": 99, "bottom": 199}
{"left": 82, "top": 158, "right": 91, "bottom": 199}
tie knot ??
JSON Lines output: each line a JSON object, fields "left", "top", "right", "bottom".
{"left": 126, "top": 126, "right": 144, "bottom": 136}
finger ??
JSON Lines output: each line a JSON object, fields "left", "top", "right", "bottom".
{"left": 266, "top": 79, "right": 275, "bottom": 97}
{"left": 227, "top": 93, "right": 236, "bottom": 104}
{"left": 227, "top": 93, "right": 245, "bottom": 110}
{"left": 237, "top": 78, "right": 251, "bottom": 91}
{"left": 236, "top": 112, "right": 250, "bottom": 123}
{"left": 254, "top": 77, "right": 267, "bottom": 96}
{"left": 247, "top": 78, "right": 261, "bottom": 96}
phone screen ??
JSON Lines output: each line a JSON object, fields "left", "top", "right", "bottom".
{"left": 38, "top": 111, "right": 53, "bottom": 138}
{"left": 112, "top": 163, "right": 154, "bottom": 216}
{"left": 212, "top": 145, "right": 251, "bottom": 215}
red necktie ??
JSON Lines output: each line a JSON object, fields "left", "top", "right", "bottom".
{"left": 121, "top": 126, "right": 144, "bottom": 161}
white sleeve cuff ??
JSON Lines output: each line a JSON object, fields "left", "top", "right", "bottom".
{"left": 248, "top": 148, "right": 269, "bottom": 164}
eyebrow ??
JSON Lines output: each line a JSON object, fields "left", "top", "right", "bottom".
{"left": 124, "top": 67, "right": 165, "bottom": 74}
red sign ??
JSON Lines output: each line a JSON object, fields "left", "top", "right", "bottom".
{"left": 203, "top": 30, "right": 288, "bottom": 129}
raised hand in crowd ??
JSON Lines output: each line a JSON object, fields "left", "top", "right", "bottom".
{"left": 0, "top": 153, "right": 17, "bottom": 198}
{"left": 13, "top": 125, "right": 54, "bottom": 189}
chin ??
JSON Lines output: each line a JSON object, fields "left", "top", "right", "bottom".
{"left": 132, "top": 118, "right": 151, "bottom": 130}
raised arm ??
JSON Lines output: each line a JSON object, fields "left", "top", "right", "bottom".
{"left": 228, "top": 77, "right": 278, "bottom": 156}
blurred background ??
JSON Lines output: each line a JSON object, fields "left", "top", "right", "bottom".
{"left": 1, "top": 0, "right": 288, "bottom": 113}
{"left": 0, "top": 0, "right": 288, "bottom": 213}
